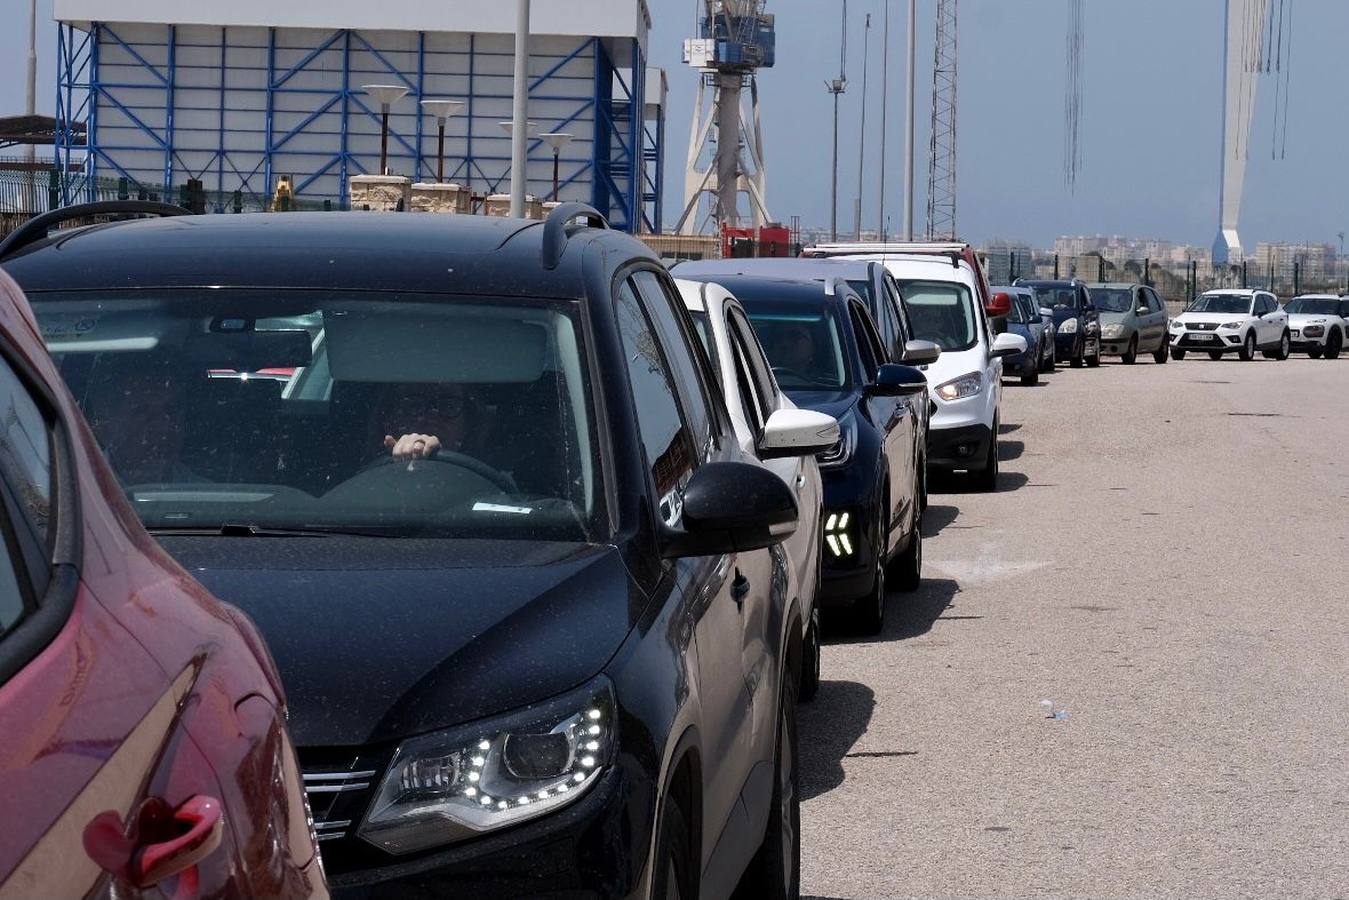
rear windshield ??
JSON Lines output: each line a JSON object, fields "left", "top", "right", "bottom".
{"left": 32, "top": 290, "right": 604, "bottom": 542}
{"left": 892, "top": 280, "right": 978, "bottom": 352}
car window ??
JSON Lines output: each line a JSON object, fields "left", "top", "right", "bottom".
{"left": 893, "top": 279, "right": 979, "bottom": 352}
{"left": 614, "top": 281, "right": 695, "bottom": 527}
{"left": 728, "top": 329, "right": 766, "bottom": 436}
{"left": 1145, "top": 289, "right": 1162, "bottom": 313}
{"left": 631, "top": 271, "right": 716, "bottom": 459}
{"left": 883, "top": 276, "right": 913, "bottom": 345}
{"left": 849, "top": 301, "right": 885, "bottom": 374}
{"left": 0, "top": 353, "right": 52, "bottom": 547}
{"left": 728, "top": 309, "right": 777, "bottom": 423}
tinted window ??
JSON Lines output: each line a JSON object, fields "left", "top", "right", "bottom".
{"left": 848, "top": 303, "right": 883, "bottom": 375}
{"left": 632, "top": 271, "right": 715, "bottom": 457}
{"left": 0, "top": 355, "right": 51, "bottom": 545}
{"left": 614, "top": 281, "right": 694, "bottom": 524}
{"left": 883, "top": 277, "right": 912, "bottom": 345}
{"left": 742, "top": 300, "right": 851, "bottom": 390}
{"left": 894, "top": 279, "right": 979, "bottom": 352}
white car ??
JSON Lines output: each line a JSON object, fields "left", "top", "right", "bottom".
{"left": 676, "top": 278, "right": 840, "bottom": 700}
{"left": 1169, "top": 289, "right": 1291, "bottom": 361}
{"left": 1284, "top": 294, "right": 1349, "bottom": 359}
{"left": 796, "top": 245, "right": 1025, "bottom": 491}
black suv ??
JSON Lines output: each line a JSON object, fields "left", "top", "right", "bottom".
{"left": 1017, "top": 279, "right": 1101, "bottom": 368}
{"left": 1, "top": 202, "right": 834, "bottom": 898}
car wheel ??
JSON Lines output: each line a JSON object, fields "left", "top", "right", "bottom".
{"left": 1020, "top": 360, "right": 1039, "bottom": 385}
{"left": 1325, "top": 330, "right": 1343, "bottom": 359}
{"left": 1153, "top": 339, "right": 1169, "bottom": 364}
{"left": 740, "top": 672, "right": 801, "bottom": 898}
{"left": 1276, "top": 330, "right": 1290, "bottom": 360}
{"left": 1122, "top": 336, "right": 1138, "bottom": 365}
{"left": 974, "top": 420, "right": 999, "bottom": 492}
{"left": 1040, "top": 345, "right": 1055, "bottom": 372}
{"left": 1239, "top": 332, "right": 1256, "bottom": 361}
{"left": 889, "top": 471, "right": 923, "bottom": 592}
{"left": 653, "top": 798, "right": 693, "bottom": 900}
{"left": 1170, "top": 347, "right": 1186, "bottom": 360}
{"left": 1208, "top": 350, "right": 1224, "bottom": 361}
{"left": 852, "top": 503, "right": 887, "bottom": 635}
{"left": 1309, "top": 347, "right": 1324, "bottom": 359}
{"left": 919, "top": 455, "right": 929, "bottom": 514}
{"left": 798, "top": 607, "right": 821, "bottom": 703}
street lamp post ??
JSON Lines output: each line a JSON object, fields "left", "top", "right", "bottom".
{"left": 538, "top": 133, "right": 573, "bottom": 201}
{"left": 510, "top": 0, "right": 532, "bottom": 218}
{"left": 362, "top": 84, "right": 409, "bottom": 176}
{"left": 498, "top": 121, "right": 538, "bottom": 210}
{"left": 419, "top": 99, "right": 464, "bottom": 182}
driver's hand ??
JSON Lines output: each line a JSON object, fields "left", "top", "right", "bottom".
{"left": 385, "top": 433, "right": 441, "bottom": 461}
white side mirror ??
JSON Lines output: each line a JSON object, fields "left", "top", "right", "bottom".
{"left": 991, "top": 332, "right": 1028, "bottom": 359}
{"left": 757, "top": 408, "right": 841, "bottom": 460}
{"left": 1039, "top": 307, "right": 1054, "bottom": 318}
{"left": 902, "top": 339, "right": 942, "bottom": 366}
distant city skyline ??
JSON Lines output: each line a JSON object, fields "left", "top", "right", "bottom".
{"left": 3, "top": 1, "right": 1346, "bottom": 248}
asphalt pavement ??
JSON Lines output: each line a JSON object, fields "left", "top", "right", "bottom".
{"left": 800, "top": 353, "right": 1349, "bottom": 899}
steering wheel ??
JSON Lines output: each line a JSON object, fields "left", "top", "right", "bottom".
{"left": 362, "top": 450, "right": 517, "bottom": 494}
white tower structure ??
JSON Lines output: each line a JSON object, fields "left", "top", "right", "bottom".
{"left": 675, "top": 1, "right": 776, "bottom": 234}
{"left": 1213, "top": 0, "right": 1270, "bottom": 265}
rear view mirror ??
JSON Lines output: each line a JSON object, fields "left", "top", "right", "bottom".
{"left": 902, "top": 339, "right": 942, "bottom": 366}
{"left": 991, "top": 332, "right": 1028, "bottom": 359}
{"left": 868, "top": 363, "right": 927, "bottom": 397}
{"left": 758, "top": 408, "right": 840, "bottom": 460}
{"left": 185, "top": 329, "right": 313, "bottom": 370}
{"left": 986, "top": 291, "right": 1012, "bottom": 319}
{"left": 662, "top": 462, "right": 798, "bottom": 557}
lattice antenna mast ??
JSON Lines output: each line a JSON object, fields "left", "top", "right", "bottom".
{"left": 926, "top": 0, "right": 958, "bottom": 240}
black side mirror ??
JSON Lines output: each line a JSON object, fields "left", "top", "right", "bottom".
{"left": 868, "top": 363, "right": 927, "bottom": 397}
{"left": 662, "top": 462, "right": 798, "bottom": 558}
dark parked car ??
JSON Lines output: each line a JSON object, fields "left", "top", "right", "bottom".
{"left": 2, "top": 201, "right": 831, "bottom": 899}
{"left": 702, "top": 274, "right": 930, "bottom": 634}
{"left": 1017, "top": 279, "right": 1101, "bottom": 368}
{"left": 991, "top": 286, "right": 1051, "bottom": 384}
{"left": 0, "top": 266, "right": 325, "bottom": 898}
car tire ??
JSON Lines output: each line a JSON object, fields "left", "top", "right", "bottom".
{"left": 1309, "top": 347, "right": 1324, "bottom": 359}
{"left": 740, "top": 672, "right": 801, "bottom": 899}
{"left": 1122, "top": 336, "right": 1138, "bottom": 365}
{"left": 852, "top": 503, "right": 887, "bottom": 635}
{"left": 1086, "top": 338, "right": 1101, "bottom": 367}
{"left": 1020, "top": 361, "right": 1039, "bottom": 385}
{"left": 1040, "top": 346, "right": 1055, "bottom": 373}
{"left": 1276, "top": 330, "right": 1291, "bottom": 360}
{"left": 798, "top": 607, "right": 821, "bottom": 703}
{"left": 974, "top": 421, "right": 999, "bottom": 492}
{"left": 653, "top": 798, "right": 693, "bottom": 900}
{"left": 1170, "top": 347, "right": 1186, "bottom": 360}
{"left": 1208, "top": 350, "right": 1224, "bottom": 361}
{"left": 1239, "top": 332, "right": 1256, "bottom": 361}
{"left": 1153, "top": 339, "right": 1169, "bottom": 364}
{"left": 1070, "top": 336, "right": 1084, "bottom": 367}
{"left": 1325, "top": 330, "right": 1343, "bottom": 359}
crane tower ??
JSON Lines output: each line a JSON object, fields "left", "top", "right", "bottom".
{"left": 676, "top": 1, "right": 777, "bottom": 235}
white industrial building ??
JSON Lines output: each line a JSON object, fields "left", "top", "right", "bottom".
{"left": 52, "top": 0, "right": 665, "bottom": 231}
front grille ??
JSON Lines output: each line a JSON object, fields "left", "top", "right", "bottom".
{"left": 299, "top": 746, "right": 394, "bottom": 872}
{"left": 1187, "top": 322, "right": 1218, "bottom": 331}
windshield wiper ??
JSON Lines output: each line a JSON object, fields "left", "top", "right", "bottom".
{"left": 145, "top": 523, "right": 398, "bottom": 538}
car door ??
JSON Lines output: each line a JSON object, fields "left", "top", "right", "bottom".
{"left": 847, "top": 297, "right": 912, "bottom": 554}
{"left": 621, "top": 271, "right": 774, "bottom": 873}
{"left": 1141, "top": 288, "right": 1166, "bottom": 349}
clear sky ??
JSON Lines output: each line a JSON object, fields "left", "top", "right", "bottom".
{"left": 4, "top": 0, "right": 1345, "bottom": 249}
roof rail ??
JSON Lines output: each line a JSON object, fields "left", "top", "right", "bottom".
{"left": 0, "top": 200, "right": 190, "bottom": 261}
{"left": 540, "top": 202, "right": 609, "bottom": 271}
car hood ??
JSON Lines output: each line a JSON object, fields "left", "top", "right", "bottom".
{"left": 780, "top": 388, "right": 859, "bottom": 422}
{"left": 1097, "top": 310, "right": 1130, "bottom": 325}
{"left": 157, "top": 536, "right": 640, "bottom": 747}
{"left": 1287, "top": 313, "right": 1335, "bottom": 326}
{"left": 1175, "top": 311, "right": 1249, "bottom": 324}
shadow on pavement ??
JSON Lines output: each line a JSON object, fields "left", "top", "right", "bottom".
{"left": 826, "top": 577, "right": 960, "bottom": 644}
{"left": 998, "top": 439, "right": 1025, "bottom": 462}
{"left": 921, "top": 503, "right": 959, "bottom": 537}
{"left": 999, "top": 422, "right": 1023, "bottom": 434}
{"left": 799, "top": 680, "right": 875, "bottom": 801}
{"left": 929, "top": 469, "right": 1029, "bottom": 494}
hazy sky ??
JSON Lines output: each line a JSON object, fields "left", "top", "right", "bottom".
{"left": 5, "top": 0, "right": 1345, "bottom": 249}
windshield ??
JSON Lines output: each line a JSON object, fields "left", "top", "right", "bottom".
{"left": 32, "top": 291, "right": 602, "bottom": 542}
{"left": 1285, "top": 298, "right": 1339, "bottom": 315}
{"left": 1026, "top": 285, "right": 1079, "bottom": 310}
{"left": 1092, "top": 289, "right": 1134, "bottom": 314}
{"left": 893, "top": 280, "right": 978, "bottom": 351}
{"left": 1006, "top": 293, "right": 1036, "bottom": 325}
{"left": 740, "top": 302, "right": 850, "bottom": 390}
{"left": 1189, "top": 294, "right": 1252, "bottom": 315}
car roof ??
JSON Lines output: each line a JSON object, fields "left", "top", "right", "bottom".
{"left": 1088, "top": 282, "right": 1144, "bottom": 289}
{"left": 674, "top": 257, "right": 877, "bottom": 282}
{"left": 1200, "top": 288, "right": 1260, "bottom": 296}
{"left": 1290, "top": 293, "right": 1341, "bottom": 300}
{"left": 0, "top": 211, "right": 648, "bottom": 298}
{"left": 701, "top": 274, "right": 849, "bottom": 306}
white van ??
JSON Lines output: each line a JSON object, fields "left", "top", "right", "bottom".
{"left": 802, "top": 245, "right": 1025, "bottom": 491}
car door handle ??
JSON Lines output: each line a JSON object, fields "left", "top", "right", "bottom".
{"left": 794, "top": 474, "right": 807, "bottom": 490}
{"left": 131, "top": 795, "right": 224, "bottom": 887}
{"left": 730, "top": 569, "right": 750, "bottom": 608}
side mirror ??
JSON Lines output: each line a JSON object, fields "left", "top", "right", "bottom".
{"left": 986, "top": 291, "right": 1013, "bottom": 319}
{"left": 1137, "top": 306, "right": 1149, "bottom": 315}
{"left": 991, "top": 332, "right": 1028, "bottom": 359}
{"left": 1039, "top": 307, "right": 1054, "bottom": 318}
{"left": 757, "top": 408, "right": 840, "bottom": 460}
{"left": 662, "top": 462, "right": 798, "bottom": 558}
{"left": 901, "top": 339, "right": 942, "bottom": 366}
{"left": 868, "top": 363, "right": 928, "bottom": 397}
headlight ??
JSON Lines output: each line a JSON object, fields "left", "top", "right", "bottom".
{"left": 1220, "top": 321, "right": 1243, "bottom": 329}
{"left": 1169, "top": 320, "right": 1185, "bottom": 331}
{"left": 817, "top": 418, "right": 856, "bottom": 469}
{"left": 359, "top": 678, "right": 616, "bottom": 855}
{"left": 1101, "top": 323, "right": 1123, "bottom": 338}
{"left": 935, "top": 371, "right": 982, "bottom": 402}
{"left": 1058, "top": 318, "right": 1078, "bottom": 334}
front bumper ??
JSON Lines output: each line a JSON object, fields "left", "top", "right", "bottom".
{"left": 1099, "top": 329, "right": 1136, "bottom": 355}
{"left": 326, "top": 765, "right": 649, "bottom": 899}
{"left": 1171, "top": 331, "right": 1241, "bottom": 351}
{"left": 1288, "top": 328, "right": 1329, "bottom": 350}
{"left": 927, "top": 422, "right": 993, "bottom": 473}
{"left": 817, "top": 473, "right": 884, "bottom": 606}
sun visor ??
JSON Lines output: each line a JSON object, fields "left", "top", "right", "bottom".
{"left": 323, "top": 303, "right": 549, "bottom": 383}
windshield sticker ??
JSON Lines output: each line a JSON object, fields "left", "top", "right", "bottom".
{"left": 39, "top": 314, "right": 99, "bottom": 341}
{"left": 472, "top": 502, "right": 533, "bottom": 515}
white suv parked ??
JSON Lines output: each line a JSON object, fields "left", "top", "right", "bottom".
{"left": 1285, "top": 294, "right": 1349, "bottom": 359}
{"left": 1169, "top": 289, "right": 1290, "bottom": 361}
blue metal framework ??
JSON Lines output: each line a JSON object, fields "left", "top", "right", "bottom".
{"left": 54, "top": 23, "right": 660, "bottom": 231}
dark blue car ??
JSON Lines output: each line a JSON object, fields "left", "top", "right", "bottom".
{"left": 992, "top": 286, "right": 1052, "bottom": 384}
{"left": 1017, "top": 279, "right": 1101, "bottom": 368}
